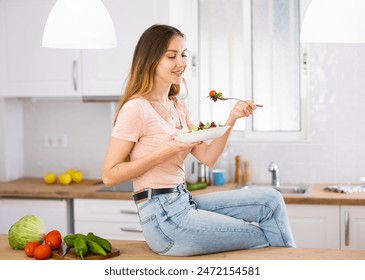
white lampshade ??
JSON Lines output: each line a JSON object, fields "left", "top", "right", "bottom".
{"left": 300, "top": 0, "right": 365, "bottom": 43}
{"left": 42, "top": 0, "right": 117, "bottom": 49}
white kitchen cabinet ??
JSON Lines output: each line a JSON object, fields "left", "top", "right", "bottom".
{"left": 81, "top": 0, "right": 170, "bottom": 98}
{"left": 287, "top": 204, "right": 365, "bottom": 250}
{"left": 0, "top": 198, "right": 73, "bottom": 237}
{"left": 286, "top": 204, "right": 340, "bottom": 249}
{"left": 74, "top": 199, "right": 144, "bottom": 241}
{"left": 340, "top": 206, "right": 365, "bottom": 250}
{"left": 0, "top": 0, "right": 81, "bottom": 97}
{"left": 0, "top": 0, "right": 170, "bottom": 98}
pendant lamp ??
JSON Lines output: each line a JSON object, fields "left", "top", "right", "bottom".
{"left": 42, "top": 0, "right": 117, "bottom": 49}
{"left": 300, "top": 0, "right": 365, "bottom": 43}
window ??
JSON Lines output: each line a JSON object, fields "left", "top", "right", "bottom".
{"left": 198, "top": 0, "right": 309, "bottom": 140}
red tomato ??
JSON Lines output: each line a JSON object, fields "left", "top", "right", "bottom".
{"left": 209, "top": 90, "right": 217, "bottom": 97}
{"left": 24, "top": 241, "right": 41, "bottom": 257}
{"left": 33, "top": 244, "right": 52, "bottom": 260}
{"left": 46, "top": 229, "right": 62, "bottom": 238}
{"left": 45, "top": 233, "right": 62, "bottom": 249}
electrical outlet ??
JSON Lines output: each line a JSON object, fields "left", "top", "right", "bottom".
{"left": 44, "top": 135, "right": 68, "bottom": 148}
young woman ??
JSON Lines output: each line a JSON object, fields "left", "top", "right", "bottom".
{"left": 103, "top": 24, "right": 295, "bottom": 256}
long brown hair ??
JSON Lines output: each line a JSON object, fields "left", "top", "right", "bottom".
{"left": 113, "top": 24, "right": 186, "bottom": 126}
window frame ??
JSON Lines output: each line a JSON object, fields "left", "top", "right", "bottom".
{"left": 197, "top": 0, "right": 311, "bottom": 143}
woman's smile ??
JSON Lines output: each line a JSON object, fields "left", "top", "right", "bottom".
{"left": 172, "top": 69, "right": 185, "bottom": 78}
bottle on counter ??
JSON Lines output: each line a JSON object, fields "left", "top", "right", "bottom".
{"left": 243, "top": 160, "right": 252, "bottom": 185}
{"left": 197, "top": 162, "right": 210, "bottom": 184}
{"left": 234, "top": 155, "right": 243, "bottom": 184}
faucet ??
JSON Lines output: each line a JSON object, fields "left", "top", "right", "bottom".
{"left": 268, "top": 161, "right": 280, "bottom": 188}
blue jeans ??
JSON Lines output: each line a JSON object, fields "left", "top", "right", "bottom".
{"left": 135, "top": 184, "right": 296, "bottom": 256}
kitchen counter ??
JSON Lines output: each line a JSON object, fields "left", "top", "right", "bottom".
{"left": 0, "top": 234, "right": 364, "bottom": 260}
{"left": 0, "top": 178, "right": 134, "bottom": 200}
{"left": 1, "top": 177, "right": 365, "bottom": 205}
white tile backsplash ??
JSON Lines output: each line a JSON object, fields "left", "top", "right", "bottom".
{"left": 22, "top": 99, "right": 114, "bottom": 179}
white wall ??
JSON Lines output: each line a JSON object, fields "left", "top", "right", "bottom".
{"left": 22, "top": 99, "right": 115, "bottom": 179}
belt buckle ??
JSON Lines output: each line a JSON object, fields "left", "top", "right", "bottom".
{"left": 147, "top": 188, "right": 152, "bottom": 200}
{"left": 133, "top": 188, "right": 152, "bottom": 204}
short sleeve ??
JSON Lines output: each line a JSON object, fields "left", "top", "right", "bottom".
{"left": 112, "top": 99, "right": 145, "bottom": 142}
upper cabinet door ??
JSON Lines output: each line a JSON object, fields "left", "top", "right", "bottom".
{"left": 0, "top": 0, "right": 81, "bottom": 98}
{"left": 81, "top": 0, "right": 170, "bottom": 98}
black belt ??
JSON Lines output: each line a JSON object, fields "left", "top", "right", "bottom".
{"left": 133, "top": 187, "right": 180, "bottom": 203}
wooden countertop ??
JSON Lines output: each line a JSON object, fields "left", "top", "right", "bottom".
{"left": 0, "top": 235, "right": 364, "bottom": 260}
{"left": 0, "top": 178, "right": 134, "bottom": 200}
{"left": 1, "top": 177, "right": 365, "bottom": 205}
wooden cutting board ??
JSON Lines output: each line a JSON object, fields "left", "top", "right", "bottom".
{"left": 52, "top": 245, "right": 120, "bottom": 260}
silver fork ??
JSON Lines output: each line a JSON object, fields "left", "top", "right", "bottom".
{"left": 217, "top": 96, "right": 263, "bottom": 107}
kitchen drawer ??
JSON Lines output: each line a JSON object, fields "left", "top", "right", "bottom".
{"left": 75, "top": 221, "right": 144, "bottom": 241}
{"left": 73, "top": 198, "right": 144, "bottom": 241}
{"left": 74, "top": 199, "right": 139, "bottom": 223}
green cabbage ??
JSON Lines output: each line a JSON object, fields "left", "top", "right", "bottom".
{"left": 8, "top": 214, "right": 46, "bottom": 250}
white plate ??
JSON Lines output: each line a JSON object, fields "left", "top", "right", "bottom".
{"left": 176, "top": 126, "right": 230, "bottom": 143}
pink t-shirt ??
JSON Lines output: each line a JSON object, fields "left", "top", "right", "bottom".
{"left": 112, "top": 97, "right": 196, "bottom": 190}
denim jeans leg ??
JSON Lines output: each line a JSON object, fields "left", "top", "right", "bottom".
{"left": 135, "top": 187, "right": 295, "bottom": 256}
{"left": 192, "top": 187, "right": 296, "bottom": 247}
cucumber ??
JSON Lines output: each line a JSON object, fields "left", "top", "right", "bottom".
{"left": 187, "top": 182, "right": 208, "bottom": 191}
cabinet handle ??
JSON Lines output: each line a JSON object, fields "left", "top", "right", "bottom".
{"left": 72, "top": 60, "right": 78, "bottom": 91}
{"left": 345, "top": 210, "right": 350, "bottom": 246}
{"left": 191, "top": 54, "right": 197, "bottom": 73}
{"left": 302, "top": 51, "right": 308, "bottom": 73}
{"left": 120, "top": 210, "right": 138, "bottom": 214}
{"left": 120, "top": 227, "right": 143, "bottom": 233}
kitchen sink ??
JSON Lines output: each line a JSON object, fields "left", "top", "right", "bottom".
{"left": 96, "top": 181, "right": 134, "bottom": 192}
{"left": 238, "top": 183, "right": 312, "bottom": 195}
{"left": 96, "top": 180, "right": 311, "bottom": 195}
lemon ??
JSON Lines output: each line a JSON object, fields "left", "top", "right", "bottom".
{"left": 67, "top": 168, "right": 77, "bottom": 176}
{"left": 44, "top": 172, "right": 57, "bottom": 184}
{"left": 58, "top": 173, "right": 72, "bottom": 185}
{"left": 71, "top": 170, "right": 83, "bottom": 183}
